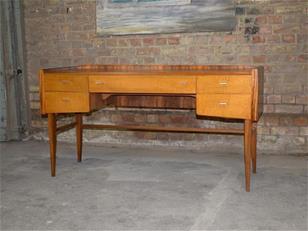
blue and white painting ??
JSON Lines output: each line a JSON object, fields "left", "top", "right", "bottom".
{"left": 96, "top": 0, "right": 236, "bottom": 35}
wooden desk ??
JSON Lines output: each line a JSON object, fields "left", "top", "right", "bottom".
{"left": 39, "top": 65, "right": 263, "bottom": 192}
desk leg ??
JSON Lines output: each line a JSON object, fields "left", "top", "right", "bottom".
{"left": 48, "top": 113, "right": 57, "bottom": 177}
{"left": 244, "top": 119, "right": 252, "bottom": 192}
{"left": 251, "top": 124, "right": 257, "bottom": 174}
{"left": 76, "top": 114, "right": 83, "bottom": 162}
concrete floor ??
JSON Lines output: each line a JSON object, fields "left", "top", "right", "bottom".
{"left": 0, "top": 141, "right": 307, "bottom": 230}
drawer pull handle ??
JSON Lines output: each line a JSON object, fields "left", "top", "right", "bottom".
{"left": 60, "top": 80, "right": 72, "bottom": 84}
{"left": 61, "top": 97, "right": 71, "bottom": 102}
{"left": 219, "top": 102, "right": 228, "bottom": 106}
{"left": 219, "top": 81, "right": 228, "bottom": 85}
{"left": 95, "top": 81, "right": 104, "bottom": 85}
{"left": 179, "top": 81, "right": 188, "bottom": 86}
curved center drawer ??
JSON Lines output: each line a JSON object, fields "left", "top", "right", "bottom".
{"left": 89, "top": 75, "right": 196, "bottom": 94}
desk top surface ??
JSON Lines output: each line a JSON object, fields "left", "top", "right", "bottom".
{"left": 42, "top": 64, "right": 260, "bottom": 75}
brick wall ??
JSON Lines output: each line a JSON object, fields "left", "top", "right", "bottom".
{"left": 24, "top": 0, "right": 307, "bottom": 154}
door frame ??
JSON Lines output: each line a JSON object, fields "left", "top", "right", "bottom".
{"left": 0, "top": 0, "right": 29, "bottom": 141}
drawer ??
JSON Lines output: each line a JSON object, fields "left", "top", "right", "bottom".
{"left": 44, "top": 74, "right": 88, "bottom": 92}
{"left": 196, "top": 94, "right": 252, "bottom": 119}
{"left": 197, "top": 75, "right": 252, "bottom": 94}
{"left": 89, "top": 75, "right": 196, "bottom": 94}
{"left": 44, "top": 92, "right": 90, "bottom": 113}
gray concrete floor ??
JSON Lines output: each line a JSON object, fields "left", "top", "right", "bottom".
{"left": 0, "top": 141, "right": 307, "bottom": 230}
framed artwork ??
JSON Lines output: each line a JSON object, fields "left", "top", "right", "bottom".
{"left": 96, "top": 0, "right": 236, "bottom": 36}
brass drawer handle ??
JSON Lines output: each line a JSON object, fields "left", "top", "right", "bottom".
{"left": 60, "top": 80, "right": 72, "bottom": 84}
{"left": 61, "top": 97, "right": 71, "bottom": 102}
{"left": 219, "top": 102, "right": 228, "bottom": 106}
{"left": 219, "top": 81, "right": 228, "bottom": 85}
{"left": 179, "top": 80, "right": 188, "bottom": 86}
{"left": 95, "top": 81, "right": 105, "bottom": 85}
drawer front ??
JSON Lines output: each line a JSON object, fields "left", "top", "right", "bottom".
{"left": 44, "top": 74, "right": 88, "bottom": 92}
{"left": 196, "top": 94, "right": 252, "bottom": 119}
{"left": 89, "top": 75, "right": 196, "bottom": 94}
{"left": 197, "top": 75, "right": 252, "bottom": 94}
{"left": 44, "top": 92, "right": 90, "bottom": 113}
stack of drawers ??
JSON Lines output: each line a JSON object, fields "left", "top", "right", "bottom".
{"left": 196, "top": 75, "right": 253, "bottom": 119}
{"left": 42, "top": 74, "right": 90, "bottom": 113}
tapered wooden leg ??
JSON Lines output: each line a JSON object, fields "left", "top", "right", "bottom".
{"left": 48, "top": 113, "right": 57, "bottom": 177}
{"left": 76, "top": 114, "right": 83, "bottom": 162}
{"left": 251, "top": 125, "right": 257, "bottom": 174}
{"left": 244, "top": 119, "right": 252, "bottom": 192}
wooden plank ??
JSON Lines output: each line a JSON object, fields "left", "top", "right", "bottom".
{"left": 0, "top": 0, "right": 28, "bottom": 140}
{"left": 0, "top": 7, "right": 6, "bottom": 140}
{"left": 83, "top": 124, "right": 244, "bottom": 134}
{"left": 56, "top": 122, "right": 76, "bottom": 134}
{"left": 96, "top": 0, "right": 236, "bottom": 35}
{"left": 89, "top": 75, "right": 196, "bottom": 94}
{"left": 112, "top": 95, "right": 195, "bottom": 109}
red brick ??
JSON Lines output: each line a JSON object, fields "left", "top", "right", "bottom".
{"left": 118, "top": 39, "right": 129, "bottom": 47}
{"left": 255, "top": 16, "right": 267, "bottom": 24}
{"left": 170, "top": 115, "right": 187, "bottom": 123}
{"left": 209, "top": 36, "right": 223, "bottom": 44}
{"left": 298, "top": 54, "right": 308, "bottom": 62}
{"left": 136, "top": 47, "right": 160, "bottom": 56}
{"left": 264, "top": 86, "right": 274, "bottom": 94}
{"left": 143, "top": 57, "right": 155, "bottom": 64}
{"left": 253, "top": 55, "right": 266, "bottom": 63}
{"left": 223, "top": 35, "right": 236, "bottom": 43}
{"left": 267, "top": 95, "right": 282, "bottom": 104}
{"left": 282, "top": 95, "right": 296, "bottom": 104}
{"left": 121, "top": 113, "right": 135, "bottom": 123}
{"left": 129, "top": 39, "right": 142, "bottom": 47}
{"left": 268, "top": 15, "right": 282, "bottom": 24}
{"left": 296, "top": 95, "right": 308, "bottom": 105}
{"left": 168, "top": 37, "right": 180, "bottom": 45}
{"left": 134, "top": 131, "right": 157, "bottom": 140}
{"left": 134, "top": 114, "right": 145, "bottom": 123}
{"left": 257, "top": 126, "right": 271, "bottom": 135}
{"left": 259, "top": 25, "right": 272, "bottom": 34}
{"left": 294, "top": 116, "right": 308, "bottom": 126}
{"left": 297, "top": 34, "right": 308, "bottom": 43}
{"left": 263, "top": 115, "right": 280, "bottom": 126}
{"left": 143, "top": 38, "right": 155, "bottom": 46}
{"left": 155, "top": 38, "right": 167, "bottom": 45}
{"left": 264, "top": 105, "right": 275, "bottom": 113}
{"left": 266, "top": 34, "right": 281, "bottom": 43}
{"left": 252, "top": 35, "right": 265, "bottom": 43}
{"left": 106, "top": 39, "right": 117, "bottom": 47}
{"left": 282, "top": 34, "right": 296, "bottom": 43}
{"left": 158, "top": 114, "right": 170, "bottom": 124}
{"left": 147, "top": 114, "right": 158, "bottom": 123}
{"left": 274, "top": 24, "right": 300, "bottom": 34}
{"left": 111, "top": 114, "right": 121, "bottom": 123}
{"left": 299, "top": 127, "right": 308, "bottom": 136}
{"left": 275, "top": 105, "right": 303, "bottom": 113}
{"left": 238, "top": 55, "right": 252, "bottom": 63}
{"left": 279, "top": 116, "right": 294, "bottom": 126}
{"left": 271, "top": 127, "right": 299, "bottom": 135}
